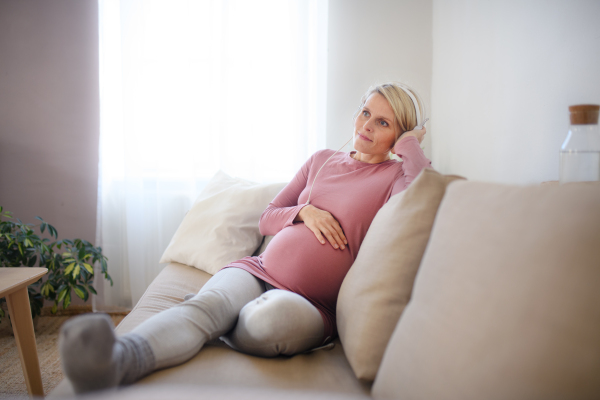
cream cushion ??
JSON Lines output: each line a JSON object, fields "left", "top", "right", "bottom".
{"left": 336, "top": 168, "right": 464, "bottom": 381}
{"left": 159, "top": 171, "right": 286, "bottom": 275}
{"left": 373, "top": 181, "right": 600, "bottom": 399}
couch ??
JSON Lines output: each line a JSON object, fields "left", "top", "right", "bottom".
{"left": 49, "top": 170, "right": 600, "bottom": 400}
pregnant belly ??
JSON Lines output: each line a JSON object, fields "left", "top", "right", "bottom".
{"left": 260, "top": 223, "right": 354, "bottom": 310}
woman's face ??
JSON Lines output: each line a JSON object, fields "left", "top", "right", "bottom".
{"left": 353, "top": 93, "right": 398, "bottom": 157}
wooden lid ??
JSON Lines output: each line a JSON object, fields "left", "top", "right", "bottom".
{"left": 569, "top": 104, "right": 599, "bottom": 125}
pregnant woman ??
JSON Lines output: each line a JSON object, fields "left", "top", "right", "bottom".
{"left": 60, "top": 82, "right": 432, "bottom": 393}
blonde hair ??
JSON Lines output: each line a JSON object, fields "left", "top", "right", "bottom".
{"left": 353, "top": 82, "right": 426, "bottom": 143}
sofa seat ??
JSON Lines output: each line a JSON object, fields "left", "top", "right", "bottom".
{"left": 80, "top": 384, "right": 372, "bottom": 400}
{"left": 49, "top": 262, "right": 372, "bottom": 398}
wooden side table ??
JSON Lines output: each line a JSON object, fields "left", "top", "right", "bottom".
{"left": 0, "top": 267, "right": 48, "bottom": 397}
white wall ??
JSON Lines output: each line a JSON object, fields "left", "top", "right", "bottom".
{"left": 327, "top": 0, "right": 433, "bottom": 160}
{"left": 431, "top": 0, "right": 600, "bottom": 184}
{"left": 0, "top": 0, "right": 99, "bottom": 242}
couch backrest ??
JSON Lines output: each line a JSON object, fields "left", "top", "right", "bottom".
{"left": 373, "top": 181, "right": 600, "bottom": 400}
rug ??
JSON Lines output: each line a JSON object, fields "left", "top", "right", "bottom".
{"left": 0, "top": 313, "right": 126, "bottom": 399}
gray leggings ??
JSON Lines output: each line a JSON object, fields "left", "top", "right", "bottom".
{"left": 129, "top": 267, "right": 325, "bottom": 370}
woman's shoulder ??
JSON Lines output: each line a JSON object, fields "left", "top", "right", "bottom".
{"left": 307, "top": 148, "right": 338, "bottom": 164}
{"left": 313, "top": 148, "right": 336, "bottom": 157}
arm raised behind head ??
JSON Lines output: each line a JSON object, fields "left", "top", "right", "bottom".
{"left": 391, "top": 129, "right": 432, "bottom": 196}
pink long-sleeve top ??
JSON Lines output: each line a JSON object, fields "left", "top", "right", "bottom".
{"left": 221, "top": 136, "right": 431, "bottom": 345}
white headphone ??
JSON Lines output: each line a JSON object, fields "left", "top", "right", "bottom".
{"left": 396, "top": 83, "right": 427, "bottom": 130}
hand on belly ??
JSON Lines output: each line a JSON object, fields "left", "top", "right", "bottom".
{"left": 295, "top": 205, "right": 348, "bottom": 250}
{"left": 260, "top": 224, "right": 354, "bottom": 307}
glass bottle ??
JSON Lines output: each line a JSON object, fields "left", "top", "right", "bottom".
{"left": 559, "top": 104, "right": 600, "bottom": 184}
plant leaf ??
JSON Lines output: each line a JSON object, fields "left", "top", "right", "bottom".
{"left": 64, "top": 262, "right": 76, "bottom": 275}
{"left": 57, "top": 287, "right": 68, "bottom": 302}
{"left": 74, "top": 286, "right": 85, "bottom": 300}
{"left": 72, "top": 264, "right": 80, "bottom": 279}
{"left": 83, "top": 263, "right": 94, "bottom": 274}
{"left": 63, "top": 291, "right": 71, "bottom": 309}
{"left": 76, "top": 285, "right": 89, "bottom": 301}
{"left": 41, "top": 281, "right": 53, "bottom": 297}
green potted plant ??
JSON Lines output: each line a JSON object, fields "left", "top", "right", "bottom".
{"left": 0, "top": 206, "right": 112, "bottom": 323}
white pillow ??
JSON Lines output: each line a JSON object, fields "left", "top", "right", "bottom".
{"left": 159, "top": 170, "right": 286, "bottom": 275}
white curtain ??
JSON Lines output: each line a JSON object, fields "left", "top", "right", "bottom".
{"left": 95, "top": 0, "right": 328, "bottom": 311}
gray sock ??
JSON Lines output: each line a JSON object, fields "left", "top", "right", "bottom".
{"left": 116, "top": 332, "right": 155, "bottom": 385}
{"left": 59, "top": 313, "right": 155, "bottom": 393}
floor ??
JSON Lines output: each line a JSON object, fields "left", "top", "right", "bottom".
{"left": 0, "top": 312, "right": 126, "bottom": 399}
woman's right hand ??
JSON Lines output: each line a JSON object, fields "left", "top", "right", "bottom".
{"left": 295, "top": 205, "right": 347, "bottom": 250}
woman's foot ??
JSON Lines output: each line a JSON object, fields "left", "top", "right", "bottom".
{"left": 59, "top": 313, "right": 121, "bottom": 393}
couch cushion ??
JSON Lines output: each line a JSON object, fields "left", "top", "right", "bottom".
{"left": 159, "top": 170, "right": 286, "bottom": 275}
{"left": 50, "top": 262, "right": 370, "bottom": 398}
{"left": 336, "top": 168, "right": 464, "bottom": 381}
{"left": 372, "top": 181, "right": 600, "bottom": 400}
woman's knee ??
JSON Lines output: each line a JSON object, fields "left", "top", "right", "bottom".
{"left": 222, "top": 290, "right": 324, "bottom": 357}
